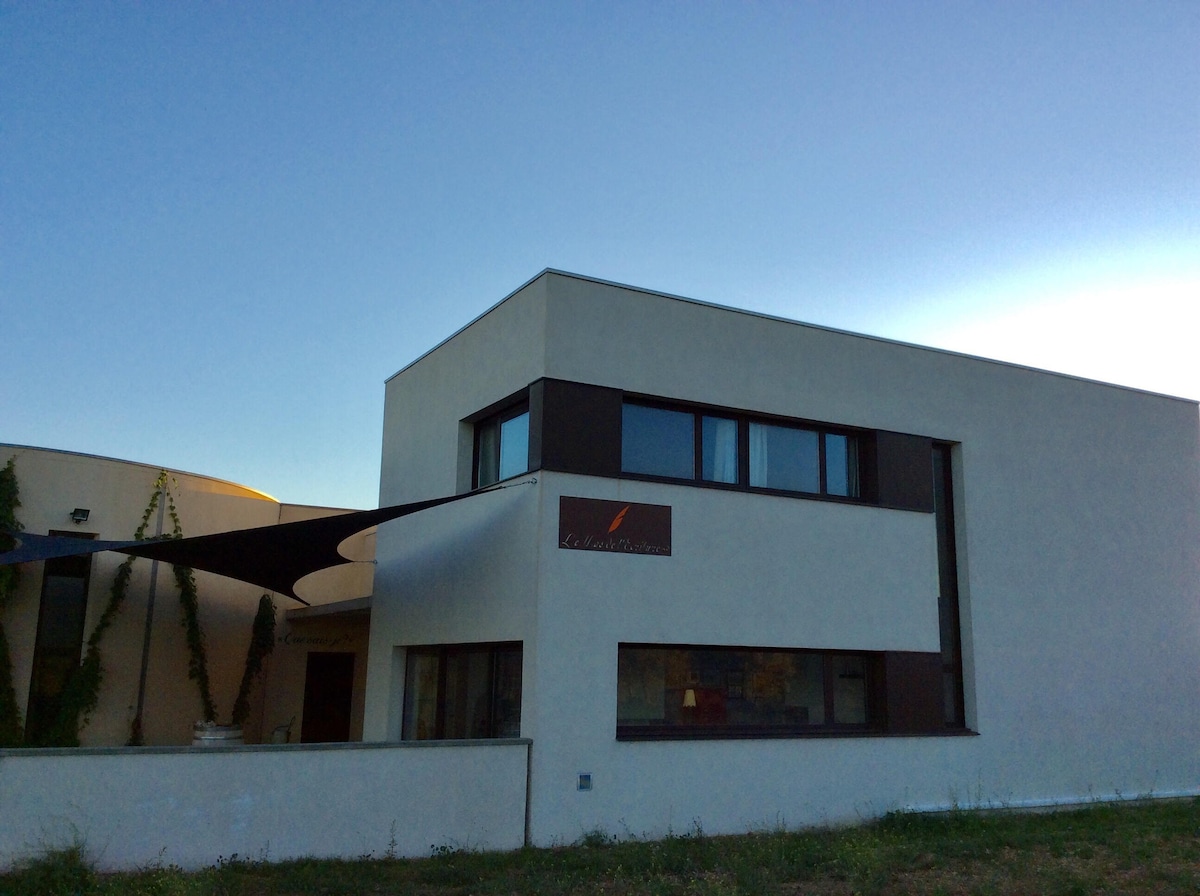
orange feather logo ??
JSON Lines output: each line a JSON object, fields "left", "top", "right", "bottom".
{"left": 607, "top": 505, "right": 630, "bottom": 533}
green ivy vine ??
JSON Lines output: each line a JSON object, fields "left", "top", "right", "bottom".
{"left": 231, "top": 593, "right": 276, "bottom": 727}
{"left": 38, "top": 471, "right": 173, "bottom": 747}
{"left": 0, "top": 457, "right": 25, "bottom": 747}
{"left": 150, "top": 476, "right": 219, "bottom": 726}
{"left": 5, "top": 467, "right": 277, "bottom": 747}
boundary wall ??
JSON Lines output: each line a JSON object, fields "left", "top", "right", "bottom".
{"left": 0, "top": 740, "right": 530, "bottom": 871}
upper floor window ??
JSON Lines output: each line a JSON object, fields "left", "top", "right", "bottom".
{"left": 475, "top": 404, "right": 530, "bottom": 488}
{"left": 622, "top": 401, "right": 859, "bottom": 498}
{"left": 621, "top": 404, "right": 694, "bottom": 479}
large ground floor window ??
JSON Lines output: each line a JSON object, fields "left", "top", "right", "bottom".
{"left": 617, "top": 643, "right": 883, "bottom": 739}
{"left": 401, "top": 642, "right": 522, "bottom": 740}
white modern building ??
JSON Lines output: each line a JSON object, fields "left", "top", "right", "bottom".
{"left": 366, "top": 269, "right": 1200, "bottom": 845}
{"left": 2, "top": 269, "right": 1197, "bottom": 869}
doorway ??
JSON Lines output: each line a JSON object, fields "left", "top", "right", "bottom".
{"left": 300, "top": 651, "right": 355, "bottom": 743}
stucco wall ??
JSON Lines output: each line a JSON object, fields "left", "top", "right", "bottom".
{"left": 364, "top": 482, "right": 540, "bottom": 743}
{"left": 263, "top": 611, "right": 370, "bottom": 743}
{"left": 369, "top": 272, "right": 1200, "bottom": 847}
{"left": 0, "top": 741, "right": 529, "bottom": 870}
{"left": 379, "top": 275, "right": 549, "bottom": 506}
{"left": 0, "top": 446, "right": 376, "bottom": 748}
{"left": 0, "top": 447, "right": 284, "bottom": 746}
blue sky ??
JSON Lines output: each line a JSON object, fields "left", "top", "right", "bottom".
{"left": 3, "top": 2, "right": 1197, "bottom": 510}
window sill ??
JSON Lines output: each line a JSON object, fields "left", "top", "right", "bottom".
{"left": 616, "top": 726, "right": 978, "bottom": 742}
{"left": 617, "top": 471, "right": 878, "bottom": 507}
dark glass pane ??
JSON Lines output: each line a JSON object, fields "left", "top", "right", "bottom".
{"left": 616, "top": 645, "right": 865, "bottom": 734}
{"left": 832, "top": 655, "right": 867, "bottom": 723}
{"left": 617, "top": 647, "right": 668, "bottom": 724}
{"left": 749, "top": 423, "right": 819, "bottom": 492}
{"left": 701, "top": 416, "right": 739, "bottom": 483}
{"left": 491, "top": 647, "right": 523, "bottom": 737}
{"left": 36, "top": 576, "right": 89, "bottom": 649}
{"left": 476, "top": 421, "right": 500, "bottom": 487}
{"left": 403, "top": 643, "right": 523, "bottom": 741}
{"left": 825, "top": 433, "right": 859, "bottom": 497}
{"left": 497, "top": 411, "right": 530, "bottom": 481}
{"left": 402, "top": 651, "right": 440, "bottom": 740}
{"left": 25, "top": 555, "right": 91, "bottom": 745}
{"left": 622, "top": 404, "right": 695, "bottom": 479}
{"left": 443, "top": 648, "right": 493, "bottom": 739}
{"left": 781, "top": 652, "right": 825, "bottom": 725}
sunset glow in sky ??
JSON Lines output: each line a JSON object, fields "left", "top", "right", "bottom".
{"left": 3, "top": 3, "right": 1197, "bottom": 509}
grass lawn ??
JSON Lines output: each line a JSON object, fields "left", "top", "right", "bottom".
{"left": 2, "top": 798, "right": 1197, "bottom": 895}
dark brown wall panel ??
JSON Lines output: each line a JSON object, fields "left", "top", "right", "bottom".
{"left": 884, "top": 651, "right": 944, "bottom": 734}
{"left": 531, "top": 379, "right": 623, "bottom": 478}
{"left": 874, "top": 431, "right": 934, "bottom": 512}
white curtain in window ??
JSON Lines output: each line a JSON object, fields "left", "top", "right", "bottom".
{"left": 749, "top": 422, "right": 769, "bottom": 487}
{"left": 705, "top": 417, "right": 739, "bottom": 483}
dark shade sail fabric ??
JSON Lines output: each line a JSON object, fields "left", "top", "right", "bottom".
{"left": 0, "top": 486, "right": 516, "bottom": 603}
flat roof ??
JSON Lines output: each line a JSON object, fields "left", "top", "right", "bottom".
{"left": 386, "top": 269, "right": 1198, "bottom": 406}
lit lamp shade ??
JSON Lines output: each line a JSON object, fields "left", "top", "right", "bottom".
{"left": 682, "top": 688, "right": 697, "bottom": 708}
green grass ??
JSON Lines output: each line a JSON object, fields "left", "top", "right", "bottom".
{"left": 1, "top": 798, "right": 1197, "bottom": 895}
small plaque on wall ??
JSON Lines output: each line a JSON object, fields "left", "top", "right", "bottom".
{"left": 558, "top": 497, "right": 671, "bottom": 556}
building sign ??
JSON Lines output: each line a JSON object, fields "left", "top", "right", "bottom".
{"left": 558, "top": 497, "right": 671, "bottom": 556}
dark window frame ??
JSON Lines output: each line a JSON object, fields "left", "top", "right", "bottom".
{"left": 620, "top": 399, "right": 865, "bottom": 501}
{"left": 401, "top": 641, "right": 523, "bottom": 741}
{"left": 933, "top": 442, "right": 967, "bottom": 729}
{"left": 473, "top": 399, "right": 531, "bottom": 489}
{"left": 472, "top": 378, "right": 933, "bottom": 512}
{"left": 616, "top": 642, "right": 885, "bottom": 741}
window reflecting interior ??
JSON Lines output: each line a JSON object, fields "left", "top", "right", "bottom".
{"left": 401, "top": 651, "right": 441, "bottom": 740}
{"left": 622, "top": 404, "right": 695, "bottom": 479}
{"left": 402, "top": 643, "right": 522, "bottom": 740}
{"left": 749, "top": 423, "right": 819, "bottom": 493}
{"left": 617, "top": 644, "right": 875, "bottom": 736}
{"left": 442, "top": 649, "right": 493, "bottom": 739}
{"left": 701, "top": 416, "right": 739, "bottom": 483}
{"left": 832, "top": 654, "right": 867, "bottom": 723}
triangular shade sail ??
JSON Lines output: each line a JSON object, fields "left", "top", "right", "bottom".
{"left": 0, "top": 487, "right": 502, "bottom": 604}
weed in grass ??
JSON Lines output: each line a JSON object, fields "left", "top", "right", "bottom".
{"left": 111, "top": 861, "right": 196, "bottom": 896}
{"left": 385, "top": 819, "right": 398, "bottom": 860}
{"left": 3, "top": 842, "right": 95, "bottom": 896}
{"left": 577, "top": 827, "right": 618, "bottom": 848}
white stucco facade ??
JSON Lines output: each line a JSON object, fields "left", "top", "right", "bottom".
{"left": 369, "top": 270, "right": 1200, "bottom": 847}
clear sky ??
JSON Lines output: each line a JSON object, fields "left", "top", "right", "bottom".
{"left": 3, "top": 2, "right": 1197, "bottom": 510}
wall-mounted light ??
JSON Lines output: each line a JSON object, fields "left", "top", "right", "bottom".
{"left": 70, "top": 508, "right": 90, "bottom": 524}
{"left": 682, "top": 688, "right": 697, "bottom": 708}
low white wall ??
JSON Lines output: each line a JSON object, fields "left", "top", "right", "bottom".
{"left": 0, "top": 740, "right": 530, "bottom": 871}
